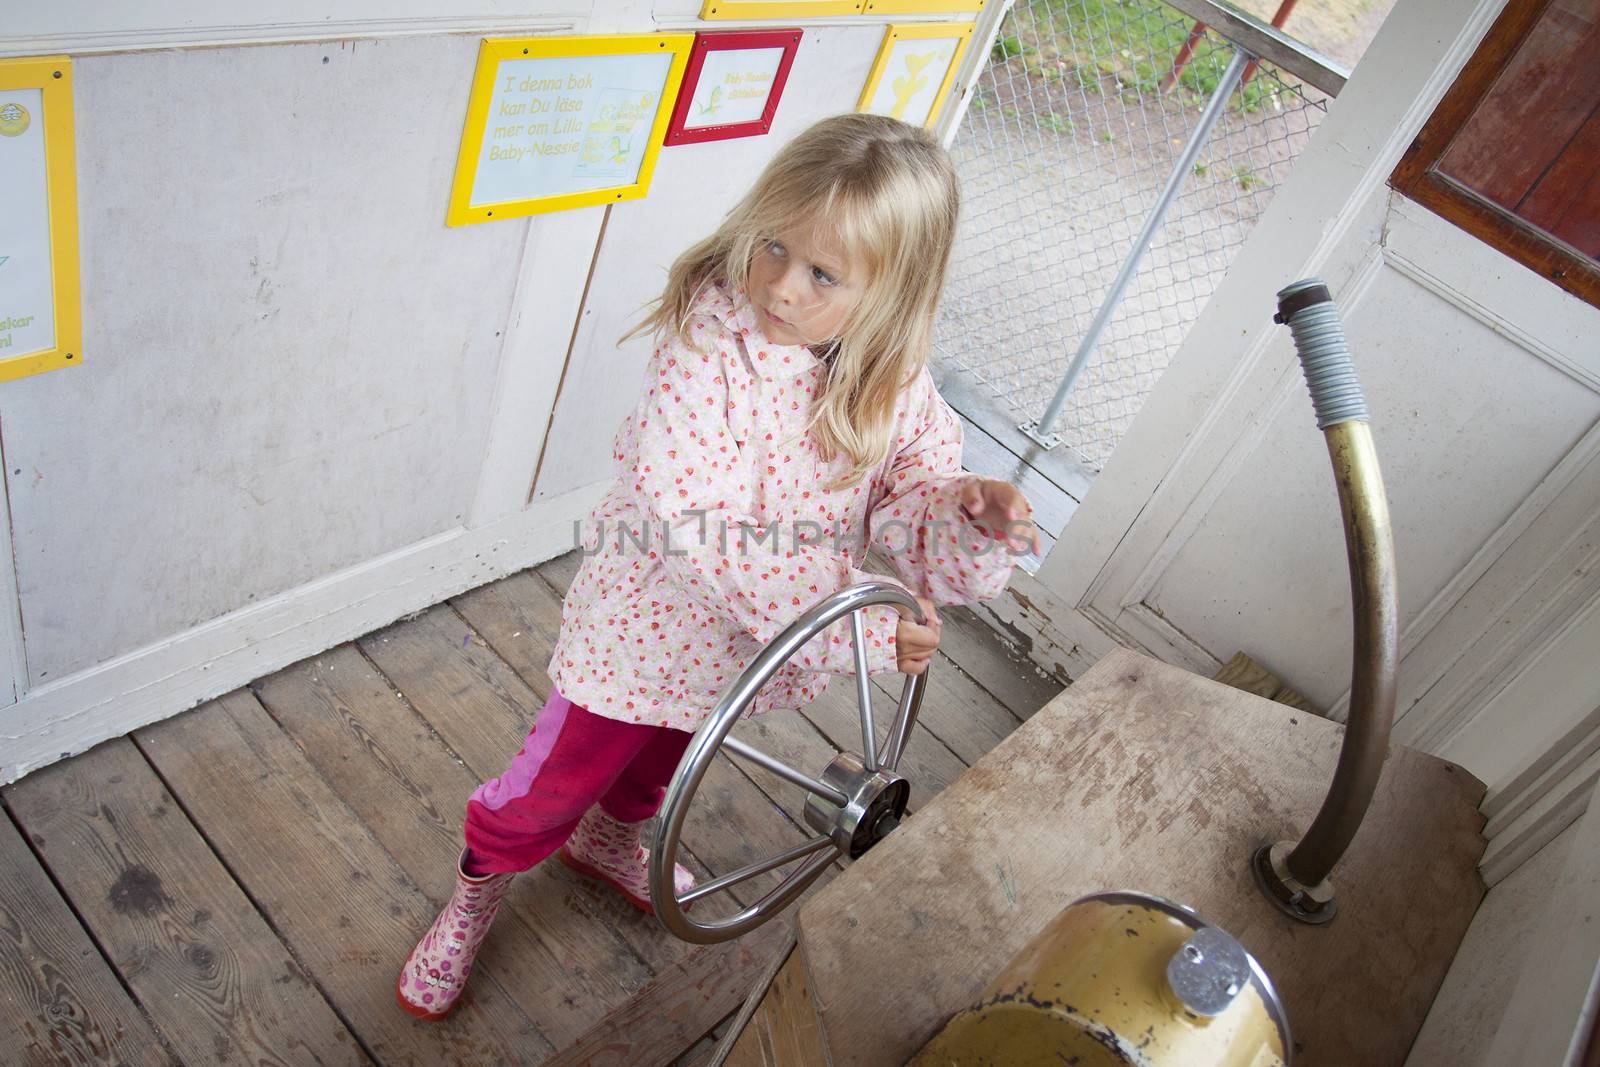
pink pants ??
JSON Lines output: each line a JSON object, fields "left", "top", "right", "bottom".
{"left": 463, "top": 689, "right": 694, "bottom": 875}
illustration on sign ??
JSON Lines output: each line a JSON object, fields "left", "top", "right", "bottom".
{"left": 865, "top": 38, "right": 957, "bottom": 127}
{"left": 684, "top": 47, "right": 784, "bottom": 130}
{"left": 859, "top": 25, "right": 972, "bottom": 132}
{"left": 0, "top": 100, "right": 30, "bottom": 136}
{"left": 887, "top": 48, "right": 943, "bottom": 121}
{"left": 577, "top": 87, "right": 658, "bottom": 177}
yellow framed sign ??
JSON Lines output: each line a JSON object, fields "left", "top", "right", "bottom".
{"left": 700, "top": 0, "right": 865, "bottom": 19}
{"left": 447, "top": 34, "right": 693, "bottom": 225}
{"left": 858, "top": 23, "right": 974, "bottom": 130}
{"left": 863, "top": 0, "right": 986, "bottom": 13}
{"left": 0, "top": 56, "right": 80, "bottom": 383}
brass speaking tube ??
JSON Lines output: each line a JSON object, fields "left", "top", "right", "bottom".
{"left": 1252, "top": 279, "right": 1399, "bottom": 925}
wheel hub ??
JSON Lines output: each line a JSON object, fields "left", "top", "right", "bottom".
{"left": 804, "top": 752, "right": 910, "bottom": 859}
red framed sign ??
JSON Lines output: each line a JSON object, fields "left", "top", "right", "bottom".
{"left": 664, "top": 30, "right": 802, "bottom": 146}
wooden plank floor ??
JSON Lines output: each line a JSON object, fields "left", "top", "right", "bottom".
{"left": 1, "top": 550, "right": 1063, "bottom": 1066}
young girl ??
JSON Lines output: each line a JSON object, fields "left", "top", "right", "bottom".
{"left": 397, "top": 113, "right": 1038, "bottom": 1020}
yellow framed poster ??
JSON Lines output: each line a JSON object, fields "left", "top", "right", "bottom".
{"left": 0, "top": 56, "right": 80, "bottom": 383}
{"left": 858, "top": 23, "right": 974, "bottom": 130}
{"left": 447, "top": 34, "right": 694, "bottom": 226}
{"left": 700, "top": 0, "right": 865, "bottom": 19}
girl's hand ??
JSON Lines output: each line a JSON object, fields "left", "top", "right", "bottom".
{"left": 892, "top": 595, "right": 941, "bottom": 675}
{"left": 959, "top": 478, "right": 1042, "bottom": 556}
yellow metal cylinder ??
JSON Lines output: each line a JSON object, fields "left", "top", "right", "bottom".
{"left": 910, "top": 892, "right": 1289, "bottom": 1067}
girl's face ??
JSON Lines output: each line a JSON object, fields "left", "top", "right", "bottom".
{"left": 748, "top": 225, "right": 866, "bottom": 347}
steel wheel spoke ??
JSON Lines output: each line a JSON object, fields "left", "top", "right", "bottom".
{"left": 850, "top": 609, "right": 878, "bottom": 770}
{"left": 723, "top": 736, "right": 849, "bottom": 807}
{"left": 680, "top": 836, "right": 836, "bottom": 905}
{"left": 883, "top": 672, "right": 927, "bottom": 772}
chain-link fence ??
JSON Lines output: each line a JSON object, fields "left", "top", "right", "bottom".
{"left": 935, "top": 0, "right": 1331, "bottom": 471}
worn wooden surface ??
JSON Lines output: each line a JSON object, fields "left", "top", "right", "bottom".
{"left": 0, "top": 813, "right": 176, "bottom": 1067}
{"left": 798, "top": 649, "right": 1489, "bottom": 1067}
{"left": 138, "top": 689, "right": 550, "bottom": 1064}
{"left": 253, "top": 643, "right": 651, "bottom": 1045}
{"left": 543, "top": 920, "right": 795, "bottom": 1067}
{"left": 6, "top": 738, "right": 365, "bottom": 1067}
{"left": 0, "top": 548, "right": 1055, "bottom": 1064}
{"left": 723, "top": 951, "right": 830, "bottom": 1067}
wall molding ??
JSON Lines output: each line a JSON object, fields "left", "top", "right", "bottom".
{"left": 0, "top": 14, "right": 585, "bottom": 59}
{"left": 1, "top": 10, "right": 976, "bottom": 60}
{"left": 1480, "top": 748, "right": 1599, "bottom": 888}
{"left": 1396, "top": 456, "right": 1600, "bottom": 754}
{"left": 0, "top": 480, "right": 607, "bottom": 785}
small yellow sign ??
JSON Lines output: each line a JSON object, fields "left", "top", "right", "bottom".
{"left": 447, "top": 34, "right": 693, "bottom": 225}
{"left": 0, "top": 56, "right": 80, "bottom": 383}
{"left": 858, "top": 23, "right": 974, "bottom": 131}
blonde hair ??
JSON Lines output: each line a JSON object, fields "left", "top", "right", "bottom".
{"left": 627, "top": 113, "right": 959, "bottom": 490}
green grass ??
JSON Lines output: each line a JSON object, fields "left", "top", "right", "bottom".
{"left": 1230, "top": 163, "right": 1264, "bottom": 189}
{"left": 1037, "top": 111, "right": 1074, "bottom": 134}
{"left": 997, "top": 0, "right": 1287, "bottom": 113}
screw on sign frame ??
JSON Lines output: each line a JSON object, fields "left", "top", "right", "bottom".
{"left": 663, "top": 30, "right": 804, "bottom": 147}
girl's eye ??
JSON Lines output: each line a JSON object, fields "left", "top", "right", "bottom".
{"left": 811, "top": 266, "right": 836, "bottom": 287}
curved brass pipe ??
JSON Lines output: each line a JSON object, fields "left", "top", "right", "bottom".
{"left": 1253, "top": 280, "right": 1400, "bottom": 924}
{"left": 1286, "top": 422, "right": 1399, "bottom": 886}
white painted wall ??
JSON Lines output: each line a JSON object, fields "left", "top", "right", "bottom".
{"left": 8, "top": 37, "right": 524, "bottom": 685}
{"left": 0, "top": 4, "right": 976, "bottom": 782}
{"left": 1408, "top": 782, "right": 1600, "bottom": 1067}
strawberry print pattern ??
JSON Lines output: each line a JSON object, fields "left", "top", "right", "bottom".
{"left": 549, "top": 281, "right": 1020, "bottom": 732}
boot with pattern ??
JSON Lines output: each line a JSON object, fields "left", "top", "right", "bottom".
{"left": 558, "top": 806, "right": 696, "bottom": 914}
{"left": 395, "top": 850, "right": 514, "bottom": 1021}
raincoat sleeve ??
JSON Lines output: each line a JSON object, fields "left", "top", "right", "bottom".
{"left": 866, "top": 373, "right": 1023, "bottom": 605}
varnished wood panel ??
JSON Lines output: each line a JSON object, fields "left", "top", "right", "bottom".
{"left": 1391, "top": 0, "right": 1600, "bottom": 304}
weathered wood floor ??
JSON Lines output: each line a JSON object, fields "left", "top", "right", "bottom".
{"left": 1, "top": 549, "right": 1063, "bottom": 1067}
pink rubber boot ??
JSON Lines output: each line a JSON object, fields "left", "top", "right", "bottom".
{"left": 396, "top": 850, "right": 514, "bottom": 1021}
{"left": 557, "top": 806, "right": 696, "bottom": 915}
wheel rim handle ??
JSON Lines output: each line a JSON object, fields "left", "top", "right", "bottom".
{"left": 649, "top": 580, "right": 926, "bottom": 943}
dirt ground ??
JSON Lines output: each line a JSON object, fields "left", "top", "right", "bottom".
{"left": 934, "top": 0, "right": 1397, "bottom": 470}
{"left": 1235, "top": 0, "right": 1398, "bottom": 69}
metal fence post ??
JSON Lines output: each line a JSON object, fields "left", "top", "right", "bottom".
{"left": 1021, "top": 45, "right": 1252, "bottom": 450}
